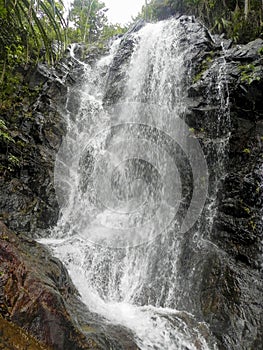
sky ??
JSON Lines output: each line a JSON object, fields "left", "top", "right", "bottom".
{"left": 64, "top": 0, "right": 145, "bottom": 25}
{"left": 103, "top": 0, "right": 145, "bottom": 25}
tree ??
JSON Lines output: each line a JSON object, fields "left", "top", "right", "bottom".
{"left": 68, "top": 0, "right": 108, "bottom": 43}
{"left": 1, "top": 0, "right": 66, "bottom": 65}
{"left": 244, "top": 0, "right": 249, "bottom": 18}
{"left": 0, "top": 0, "right": 67, "bottom": 104}
{"left": 135, "top": 0, "right": 263, "bottom": 44}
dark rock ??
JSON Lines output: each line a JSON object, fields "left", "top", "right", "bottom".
{"left": 225, "top": 38, "right": 263, "bottom": 62}
{"left": 104, "top": 36, "right": 137, "bottom": 105}
{"left": 0, "top": 315, "right": 48, "bottom": 350}
{"left": 212, "top": 34, "right": 233, "bottom": 50}
{"left": 200, "top": 253, "right": 263, "bottom": 349}
{"left": 0, "top": 222, "right": 138, "bottom": 350}
{"left": 0, "top": 221, "right": 96, "bottom": 349}
{"left": 0, "top": 57, "right": 83, "bottom": 237}
{"left": 180, "top": 33, "right": 263, "bottom": 349}
{"left": 102, "top": 19, "right": 263, "bottom": 349}
{"left": 65, "top": 43, "right": 86, "bottom": 60}
{"left": 1, "top": 16, "right": 262, "bottom": 350}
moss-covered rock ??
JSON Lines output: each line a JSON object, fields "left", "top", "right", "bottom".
{"left": 0, "top": 315, "right": 50, "bottom": 350}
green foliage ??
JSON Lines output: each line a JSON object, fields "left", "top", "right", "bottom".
{"left": 0, "top": 0, "right": 70, "bottom": 113}
{"left": 138, "top": 0, "right": 263, "bottom": 43}
{"left": 249, "top": 220, "right": 256, "bottom": 231}
{"left": 8, "top": 154, "right": 20, "bottom": 166}
{"left": 193, "top": 54, "right": 214, "bottom": 82}
{"left": 68, "top": 0, "right": 107, "bottom": 43}
{"left": 67, "top": 0, "right": 127, "bottom": 44}
{"left": 0, "top": 1, "right": 128, "bottom": 178}
{"left": 100, "top": 23, "right": 127, "bottom": 42}
{"left": 239, "top": 64, "right": 261, "bottom": 84}
{"left": 0, "top": 118, "right": 22, "bottom": 171}
{"left": 0, "top": 1, "right": 66, "bottom": 66}
{"left": 0, "top": 119, "right": 15, "bottom": 143}
{"left": 0, "top": 0, "right": 67, "bottom": 110}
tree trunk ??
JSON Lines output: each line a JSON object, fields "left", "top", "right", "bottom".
{"left": 0, "top": 59, "right": 6, "bottom": 84}
{"left": 244, "top": 0, "right": 249, "bottom": 20}
{"left": 145, "top": 0, "right": 148, "bottom": 22}
{"left": 83, "top": 0, "right": 94, "bottom": 43}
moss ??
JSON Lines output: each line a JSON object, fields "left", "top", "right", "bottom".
{"left": 0, "top": 315, "right": 50, "bottom": 350}
{"left": 0, "top": 119, "right": 15, "bottom": 144}
{"left": 249, "top": 220, "right": 257, "bottom": 231}
{"left": 0, "top": 234, "right": 9, "bottom": 241}
{"left": 239, "top": 64, "right": 261, "bottom": 85}
{"left": 193, "top": 54, "right": 215, "bottom": 83}
{"left": 242, "top": 148, "right": 251, "bottom": 154}
{"left": 243, "top": 207, "right": 251, "bottom": 214}
{"left": 81, "top": 324, "right": 97, "bottom": 333}
{"left": 193, "top": 70, "right": 205, "bottom": 83}
{"left": 19, "top": 198, "right": 38, "bottom": 215}
{"left": 16, "top": 140, "right": 27, "bottom": 148}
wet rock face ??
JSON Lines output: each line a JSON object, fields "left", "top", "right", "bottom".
{"left": 0, "top": 53, "right": 138, "bottom": 350}
{"left": 0, "top": 17, "right": 262, "bottom": 350}
{"left": 0, "top": 58, "right": 84, "bottom": 237}
{"left": 104, "top": 37, "right": 137, "bottom": 105}
{"left": 199, "top": 254, "right": 263, "bottom": 350}
{"left": 213, "top": 38, "right": 263, "bottom": 269}
{"left": 0, "top": 222, "right": 138, "bottom": 350}
{"left": 103, "top": 18, "right": 263, "bottom": 349}
{"left": 188, "top": 38, "right": 263, "bottom": 268}
{"left": 0, "top": 221, "right": 92, "bottom": 350}
{"left": 104, "top": 16, "right": 214, "bottom": 106}
{"left": 184, "top": 38, "right": 263, "bottom": 349}
{"left": 0, "top": 315, "right": 49, "bottom": 350}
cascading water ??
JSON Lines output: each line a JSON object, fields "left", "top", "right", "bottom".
{"left": 39, "top": 18, "right": 231, "bottom": 349}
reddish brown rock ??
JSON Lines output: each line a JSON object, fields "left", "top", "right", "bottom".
{"left": 0, "top": 315, "right": 50, "bottom": 350}
{"left": 0, "top": 221, "right": 97, "bottom": 349}
{"left": 0, "top": 222, "right": 138, "bottom": 350}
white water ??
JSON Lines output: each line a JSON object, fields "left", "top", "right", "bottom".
{"left": 39, "top": 18, "right": 229, "bottom": 349}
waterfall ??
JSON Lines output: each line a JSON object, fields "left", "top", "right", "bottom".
{"left": 39, "top": 17, "right": 231, "bottom": 349}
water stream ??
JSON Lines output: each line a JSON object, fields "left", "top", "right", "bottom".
{"left": 40, "top": 18, "right": 230, "bottom": 349}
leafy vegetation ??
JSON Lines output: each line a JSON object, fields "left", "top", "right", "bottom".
{"left": 0, "top": 1, "right": 127, "bottom": 88}
{"left": 67, "top": 0, "right": 108, "bottom": 43}
{"left": 66, "top": 0, "right": 127, "bottom": 50}
{"left": 0, "top": 0, "right": 127, "bottom": 111}
{"left": 0, "top": 1, "right": 128, "bottom": 176}
{"left": 0, "top": 1, "right": 66, "bottom": 67}
{"left": 193, "top": 53, "right": 214, "bottom": 82}
{"left": 139, "top": 0, "right": 263, "bottom": 44}
{"left": 0, "top": 0, "right": 68, "bottom": 115}
{"left": 239, "top": 63, "right": 261, "bottom": 84}
{"left": 0, "top": 119, "right": 15, "bottom": 143}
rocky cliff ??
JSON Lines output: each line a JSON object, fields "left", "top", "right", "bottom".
{"left": 0, "top": 52, "right": 138, "bottom": 349}
{"left": 186, "top": 33, "right": 263, "bottom": 349}
{"left": 102, "top": 17, "right": 262, "bottom": 348}
{"left": 0, "top": 16, "right": 262, "bottom": 350}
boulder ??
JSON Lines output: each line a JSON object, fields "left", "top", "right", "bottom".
{"left": 0, "top": 222, "right": 138, "bottom": 350}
